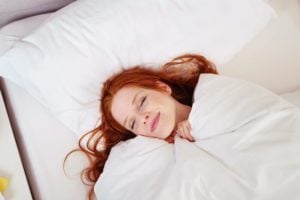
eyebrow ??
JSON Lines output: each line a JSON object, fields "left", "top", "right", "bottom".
{"left": 123, "top": 91, "right": 141, "bottom": 128}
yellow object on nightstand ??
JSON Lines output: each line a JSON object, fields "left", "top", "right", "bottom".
{"left": 0, "top": 177, "right": 8, "bottom": 192}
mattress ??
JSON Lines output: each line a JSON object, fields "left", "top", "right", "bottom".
{"left": 0, "top": 0, "right": 299, "bottom": 199}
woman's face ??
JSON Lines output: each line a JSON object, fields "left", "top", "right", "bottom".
{"left": 110, "top": 83, "right": 176, "bottom": 139}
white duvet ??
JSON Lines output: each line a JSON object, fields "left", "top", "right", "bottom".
{"left": 95, "top": 74, "right": 300, "bottom": 200}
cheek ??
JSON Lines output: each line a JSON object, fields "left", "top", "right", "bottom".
{"left": 152, "top": 94, "right": 171, "bottom": 107}
{"left": 157, "top": 114, "right": 175, "bottom": 139}
{"left": 160, "top": 102, "right": 176, "bottom": 130}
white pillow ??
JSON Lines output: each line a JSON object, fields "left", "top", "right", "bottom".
{"left": 0, "top": 0, "right": 275, "bottom": 136}
{"left": 0, "top": 13, "right": 51, "bottom": 56}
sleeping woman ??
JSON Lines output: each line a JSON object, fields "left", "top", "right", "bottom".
{"left": 102, "top": 54, "right": 217, "bottom": 144}
{"left": 66, "top": 54, "right": 218, "bottom": 199}
{"left": 67, "top": 53, "right": 300, "bottom": 200}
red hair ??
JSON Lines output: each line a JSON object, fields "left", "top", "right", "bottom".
{"left": 65, "top": 54, "right": 217, "bottom": 199}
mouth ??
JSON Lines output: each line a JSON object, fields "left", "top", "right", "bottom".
{"left": 151, "top": 112, "right": 160, "bottom": 132}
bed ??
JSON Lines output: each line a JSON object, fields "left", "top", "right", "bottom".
{"left": 0, "top": 0, "right": 299, "bottom": 199}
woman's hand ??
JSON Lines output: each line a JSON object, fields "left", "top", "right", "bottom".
{"left": 176, "top": 120, "right": 195, "bottom": 142}
{"left": 164, "top": 120, "right": 195, "bottom": 143}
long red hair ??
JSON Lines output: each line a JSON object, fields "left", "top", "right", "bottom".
{"left": 65, "top": 54, "right": 217, "bottom": 199}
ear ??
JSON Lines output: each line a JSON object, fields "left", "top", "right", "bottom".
{"left": 155, "top": 81, "right": 172, "bottom": 95}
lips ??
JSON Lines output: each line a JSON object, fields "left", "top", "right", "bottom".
{"left": 151, "top": 112, "right": 160, "bottom": 132}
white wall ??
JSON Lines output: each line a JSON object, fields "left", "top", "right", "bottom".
{"left": 220, "top": 0, "right": 300, "bottom": 94}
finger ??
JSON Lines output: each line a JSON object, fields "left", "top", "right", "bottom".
{"left": 182, "top": 124, "right": 189, "bottom": 138}
{"left": 177, "top": 126, "right": 186, "bottom": 139}
{"left": 177, "top": 127, "right": 184, "bottom": 138}
{"left": 178, "top": 125, "right": 192, "bottom": 142}
{"left": 182, "top": 125, "right": 194, "bottom": 142}
{"left": 187, "top": 122, "right": 192, "bottom": 131}
{"left": 187, "top": 131, "right": 195, "bottom": 142}
{"left": 185, "top": 132, "right": 194, "bottom": 142}
{"left": 185, "top": 123, "right": 194, "bottom": 142}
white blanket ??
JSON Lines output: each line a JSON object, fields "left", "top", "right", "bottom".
{"left": 95, "top": 74, "right": 300, "bottom": 200}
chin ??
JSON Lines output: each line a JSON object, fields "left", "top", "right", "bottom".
{"left": 160, "top": 128, "right": 174, "bottom": 139}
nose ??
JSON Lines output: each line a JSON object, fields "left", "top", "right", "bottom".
{"left": 142, "top": 113, "right": 150, "bottom": 125}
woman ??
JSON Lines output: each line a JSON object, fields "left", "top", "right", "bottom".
{"left": 66, "top": 54, "right": 218, "bottom": 199}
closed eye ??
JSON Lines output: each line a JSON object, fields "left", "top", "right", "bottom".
{"left": 131, "top": 120, "right": 135, "bottom": 130}
{"left": 140, "top": 96, "right": 147, "bottom": 108}
{"left": 130, "top": 96, "right": 146, "bottom": 130}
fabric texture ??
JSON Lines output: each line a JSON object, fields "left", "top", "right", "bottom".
{"left": 0, "top": 13, "right": 51, "bottom": 56}
{"left": 0, "top": 0, "right": 275, "bottom": 136}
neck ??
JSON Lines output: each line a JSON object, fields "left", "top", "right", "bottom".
{"left": 175, "top": 101, "right": 191, "bottom": 124}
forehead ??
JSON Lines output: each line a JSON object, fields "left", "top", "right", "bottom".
{"left": 113, "top": 86, "right": 142, "bottom": 105}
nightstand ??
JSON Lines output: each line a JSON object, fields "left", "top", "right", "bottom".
{"left": 0, "top": 89, "right": 32, "bottom": 199}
